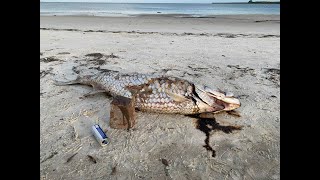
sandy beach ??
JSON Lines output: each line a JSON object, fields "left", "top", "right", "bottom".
{"left": 40, "top": 14, "right": 280, "bottom": 179}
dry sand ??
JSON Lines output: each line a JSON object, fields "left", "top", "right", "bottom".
{"left": 40, "top": 15, "right": 280, "bottom": 180}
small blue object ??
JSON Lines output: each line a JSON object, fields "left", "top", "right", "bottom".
{"left": 92, "top": 124, "right": 109, "bottom": 146}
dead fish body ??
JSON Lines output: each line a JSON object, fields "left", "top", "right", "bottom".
{"left": 54, "top": 70, "right": 240, "bottom": 114}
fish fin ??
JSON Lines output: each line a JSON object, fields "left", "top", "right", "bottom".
{"left": 82, "top": 89, "right": 106, "bottom": 97}
{"left": 165, "top": 90, "right": 190, "bottom": 102}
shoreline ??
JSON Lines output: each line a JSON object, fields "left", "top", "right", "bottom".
{"left": 40, "top": 14, "right": 280, "bottom": 35}
{"left": 40, "top": 13, "right": 280, "bottom": 18}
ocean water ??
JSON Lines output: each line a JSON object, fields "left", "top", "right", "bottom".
{"left": 40, "top": 2, "right": 280, "bottom": 16}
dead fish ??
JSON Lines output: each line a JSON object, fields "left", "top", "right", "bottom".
{"left": 54, "top": 69, "right": 241, "bottom": 115}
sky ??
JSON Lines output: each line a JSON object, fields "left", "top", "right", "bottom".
{"left": 41, "top": 0, "right": 279, "bottom": 3}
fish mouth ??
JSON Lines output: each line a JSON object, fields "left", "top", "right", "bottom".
{"left": 193, "top": 84, "right": 241, "bottom": 113}
{"left": 195, "top": 96, "right": 241, "bottom": 113}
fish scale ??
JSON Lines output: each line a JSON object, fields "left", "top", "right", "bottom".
{"left": 62, "top": 70, "right": 201, "bottom": 114}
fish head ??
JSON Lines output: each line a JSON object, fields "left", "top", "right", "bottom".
{"left": 194, "top": 84, "right": 241, "bottom": 113}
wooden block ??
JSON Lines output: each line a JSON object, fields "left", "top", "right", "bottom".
{"left": 109, "top": 96, "right": 136, "bottom": 129}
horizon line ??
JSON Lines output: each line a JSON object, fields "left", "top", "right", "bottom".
{"left": 40, "top": 1, "right": 279, "bottom": 3}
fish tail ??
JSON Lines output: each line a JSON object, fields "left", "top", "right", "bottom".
{"left": 53, "top": 76, "right": 81, "bottom": 86}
